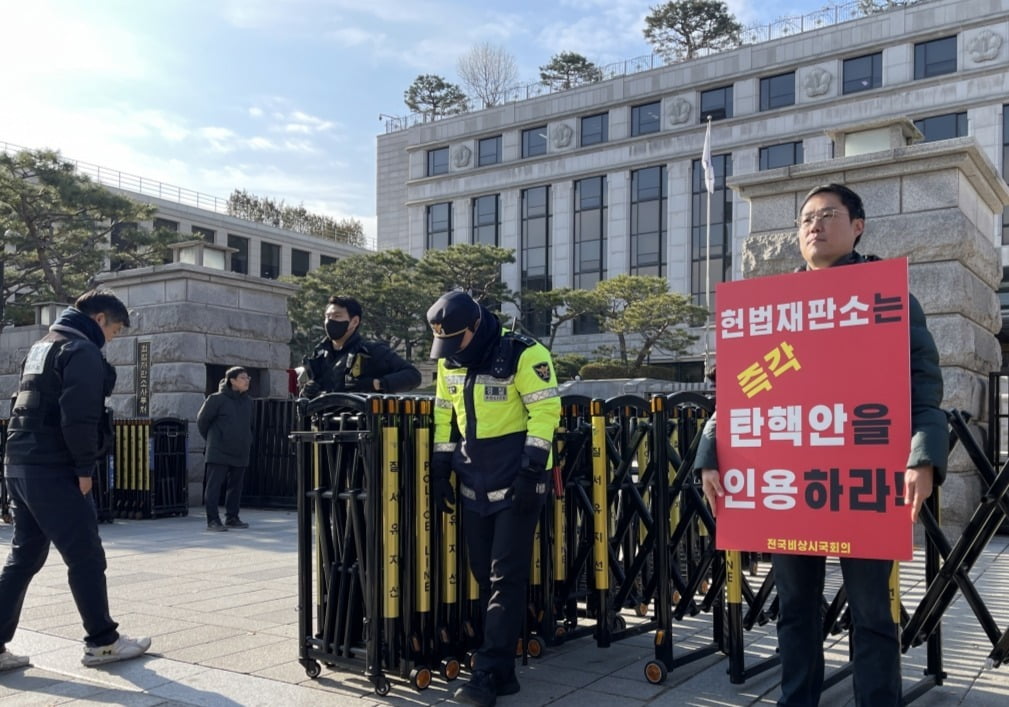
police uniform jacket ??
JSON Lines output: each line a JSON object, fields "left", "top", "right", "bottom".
{"left": 197, "top": 378, "right": 254, "bottom": 467}
{"left": 5, "top": 308, "right": 116, "bottom": 479}
{"left": 433, "top": 317, "right": 561, "bottom": 516}
{"left": 303, "top": 331, "right": 421, "bottom": 395}
{"left": 695, "top": 250, "right": 948, "bottom": 483}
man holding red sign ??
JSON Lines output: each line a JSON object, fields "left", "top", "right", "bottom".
{"left": 696, "top": 184, "right": 947, "bottom": 706}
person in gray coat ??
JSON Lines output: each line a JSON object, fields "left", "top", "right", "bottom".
{"left": 197, "top": 367, "right": 254, "bottom": 531}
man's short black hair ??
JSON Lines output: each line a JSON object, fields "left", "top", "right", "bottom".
{"left": 75, "top": 289, "right": 130, "bottom": 327}
{"left": 800, "top": 183, "right": 866, "bottom": 246}
{"left": 225, "top": 366, "right": 249, "bottom": 386}
{"left": 327, "top": 295, "right": 362, "bottom": 321}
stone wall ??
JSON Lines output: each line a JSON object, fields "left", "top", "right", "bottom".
{"left": 0, "top": 263, "right": 298, "bottom": 507}
{"left": 729, "top": 135, "right": 1009, "bottom": 540}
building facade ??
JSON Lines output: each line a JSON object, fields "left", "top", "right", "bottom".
{"left": 376, "top": 0, "right": 1009, "bottom": 375}
{"left": 110, "top": 190, "right": 368, "bottom": 281}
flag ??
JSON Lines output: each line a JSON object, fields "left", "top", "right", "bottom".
{"left": 701, "top": 118, "right": 714, "bottom": 195}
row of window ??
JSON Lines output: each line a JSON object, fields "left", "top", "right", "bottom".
{"left": 150, "top": 218, "right": 335, "bottom": 278}
{"left": 425, "top": 102, "right": 982, "bottom": 333}
{"left": 426, "top": 36, "right": 960, "bottom": 176}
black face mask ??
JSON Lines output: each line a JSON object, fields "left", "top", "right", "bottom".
{"left": 325, "top": 319, "right": 350, "bottom": 341}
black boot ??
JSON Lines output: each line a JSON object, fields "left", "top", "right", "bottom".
{"left": 455, "top": 669, "right": 497, "bottom": 707}
{"left": 497, "top": 669, "right": 520, "bottom": 696}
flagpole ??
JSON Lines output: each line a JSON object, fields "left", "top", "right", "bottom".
{"left": 703, "top": 116, "right": 713, "bottom": 371}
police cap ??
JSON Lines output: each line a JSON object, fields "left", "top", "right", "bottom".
{"left": 427, "top": 291, "right": 480, "bottom": 359}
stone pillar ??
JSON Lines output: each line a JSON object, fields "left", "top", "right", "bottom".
{"left": 94, "top": 263, "right": 298, "bottom": 505}
{"left": 728, "top": 131, "right": 1009, "bottom": 540}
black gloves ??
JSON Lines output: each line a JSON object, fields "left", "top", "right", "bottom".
{"left": 510, "top": 464, "right": 547, "bottom": 516}
{"left": 301, "top": 380, "right": 322, "bottom": 399}
{"left": 349, "top": 377, "right": 380, "bottom": 393}
{"left": 430, "top": 453, "right": 456, "bottom": 514}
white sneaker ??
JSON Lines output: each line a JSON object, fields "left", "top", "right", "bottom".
{"left": 81, "top": 635, "right": 152, "bottom": 667}
{"left": 0, "top": 650, "right": 30, "bottom": 671}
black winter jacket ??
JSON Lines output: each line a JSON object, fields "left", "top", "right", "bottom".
{"left": 5, "top": 308, "right": 114, "bottom": 478}
{"left": 197, "top": 379, "right": 254, "bottom": 467}
{"left": 302, "top": 331, "right": 421, "bottom": 396}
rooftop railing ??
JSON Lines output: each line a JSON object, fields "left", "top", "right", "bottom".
{"left": 382, "top": 0, "right": 925, "bottom": 133}
{"left": 1, "top": 140, "right": 230, "bottom": 215}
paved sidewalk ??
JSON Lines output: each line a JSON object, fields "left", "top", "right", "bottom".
{"left": 1, "top": 509, "right": 1009, "bottom": 705}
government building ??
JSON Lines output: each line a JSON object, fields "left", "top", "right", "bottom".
{"left": 376, "top": 0, "right": 1009, "bottom": 378}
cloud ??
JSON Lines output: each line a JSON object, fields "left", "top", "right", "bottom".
{"left": 327, "top": 26, "right": 388, "bottom": 49}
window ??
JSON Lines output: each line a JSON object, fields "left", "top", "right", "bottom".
{"left": 521, "top": 186, "right": 551, "bottom": 337}
{"left": 320, "top": 254, "right": 338, "bottom": 267}
{"left": 522, "top": 126, "right": 547, "bottom": 158}
{"left": 691, "top": 153, "right": 732, "bottom": 309}
{"left": 759, "top": 72, "right": 795, "bottom": 111}
{"left": 426, "top": 202, "right": 452, "bottom": 250}
{"left": 192, "top": 225, "right": 215, "bottom": 242}
{"left": 630, "top": 166, "right": 666, "bottom": 277}
{"left": 631, "top": 102, "right": 661, "bottom": 136}
{"left": 573, "top": 177, "right": 607, "bottom": 334}
{"left": 913, "top": 112, "right": 968, "bottom": 142}
{"left": 843, "top": 52, "right": 882, "bottom": 94}
{"left": 999, "top": 267, "right": 1009, "bottom": 309}
{"left": 228, "top": 234, "right": 249, "bottom": 274}
{"left": 472, "top": 194, "right": 500, "bottom": 246}
{"left": 915, "top": 36, "right": 957, "bottom": 80}
{"left": 291, "top": 248, "right": 310, "bottom": 277}
{"left": 759, "top": 141, "right": 804, "bottom": 170}
{"left": 426, "top": 147, "right": 449, "bottom": 176}
{"left": 700, "top": 85, "right": 733, "bottom": 121}
{"left": 478, "top": 135, "right": 502, "bottom": 166}
{"left": 580, "top": 113, "right": 608, "bottom": 146}
{"left": 153, "top": 217, "right": 178, "bottom": 233}
{"left": 260, "top": 241, "right": 280, "bottom": 279}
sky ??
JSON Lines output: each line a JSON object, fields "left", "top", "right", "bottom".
{"left": 2, "top": 0, "right": 837, "bottom": 244}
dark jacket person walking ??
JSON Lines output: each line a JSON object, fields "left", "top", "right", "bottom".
{"left": 0, "top": 289, "right": 151, "bottom": 671}
{"left": 198, "top": 367, "right": 254, "bottom": 531}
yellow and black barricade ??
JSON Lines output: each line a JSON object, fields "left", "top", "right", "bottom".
{"left": 286, "top": 388, "right": 997, "bottom": 705}
{"left": 0, "top": 418, "right": 9, "bottom": 524}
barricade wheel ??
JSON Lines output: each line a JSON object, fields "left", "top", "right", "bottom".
{"left": 464, "top": 651, "right": 477, "bottom": 670}
{"left": 644, "top": 660, "right": 667, "bottom": 684}
{"left": 553, "top": 626, "right": 567, "bottom": 641}
{"left": 410, "top": 667, "right": 433, "bottom": 691}
{"left": 304, "top": 660, "right": 321, "bottom": 679}
{"left": 440, "top": 658, "right": 461, "bottom": 681}
{"left": 375, "top": 677, "right": 391, "bottom": 696}
{"left": 515, "top": 638, "right": 524, "bottom": 657}
{"left": 526, "top": 636, "right": 544, "bottom": 658}
{"left": 612, "top": 615, "right": 627, "bottom": 632}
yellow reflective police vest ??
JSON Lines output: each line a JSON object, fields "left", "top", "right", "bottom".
{"left": 433, "top": 331, "right": 560, "bottom": 507}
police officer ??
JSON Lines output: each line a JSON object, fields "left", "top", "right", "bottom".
{"left": 300, "top": 295, "right": 421, "bottom": 397}
{"left": 427, "top": 291, "right": 561, "bottom": 707}
{"left": 0, "top": 289, "right": 151, "bottom": 671}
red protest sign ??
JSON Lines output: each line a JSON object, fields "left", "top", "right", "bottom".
{"left": 713, "top": 258, "right": 912, "bottom": 560}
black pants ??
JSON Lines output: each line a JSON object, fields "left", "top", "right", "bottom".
{"left": 204, "top": 463, "right": 246, "bottom": 523}
{"left": 0, "top": 474, "right": 119, "bottom": 648}
{"left": 774, "top": 554, "right": 900, "bottom": 706}
{"left": 462, "top": 504, "right": 541, "bottom": 679}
